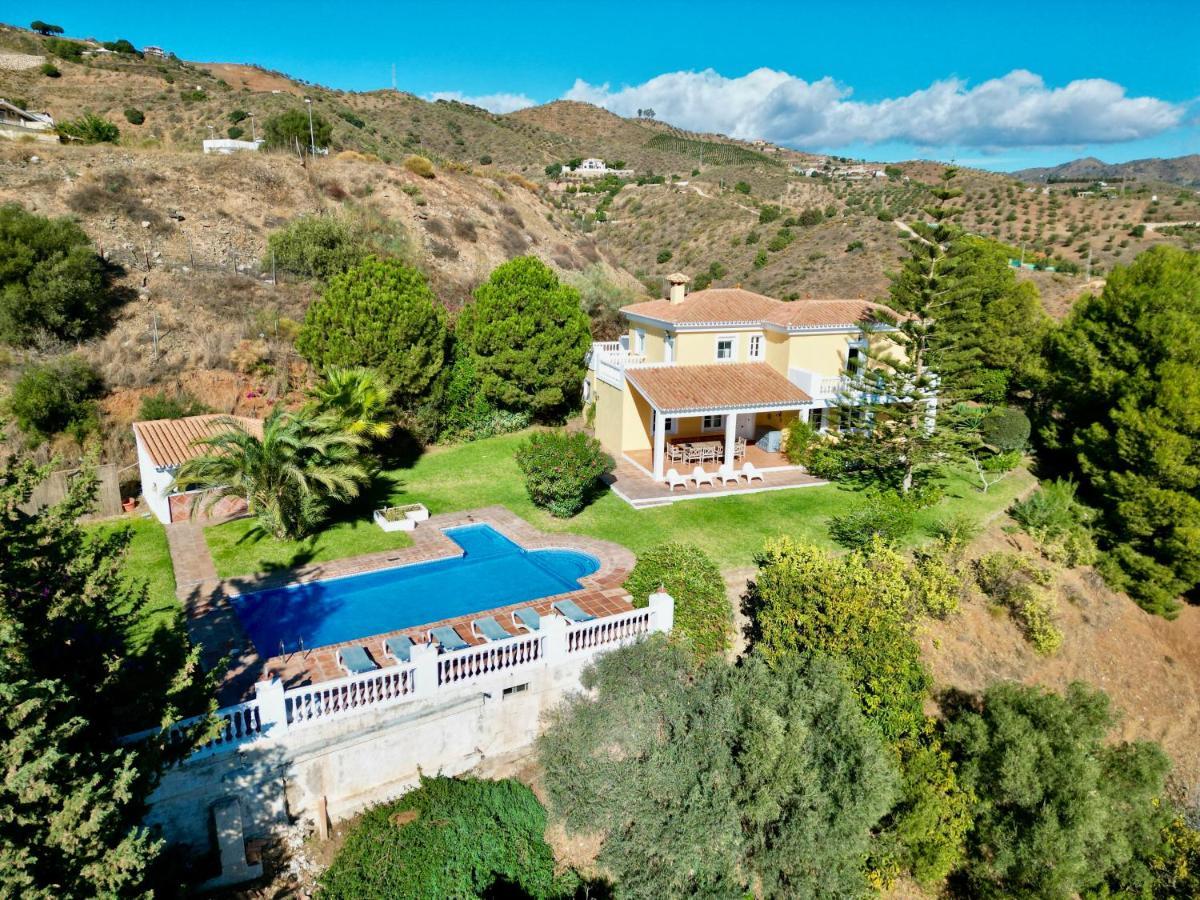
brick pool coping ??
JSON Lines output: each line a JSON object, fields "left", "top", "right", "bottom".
{"left": 182, "top": 506, "right": 636, "bottom": 701}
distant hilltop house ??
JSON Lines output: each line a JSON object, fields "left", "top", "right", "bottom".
{"left": 0, "top": 98, "right": 58, "bottom": 144}
{"left": 749, "top": 138, "right": 780, "bottom": 153}
{"left": 143, "top": 45, "right": 169, "bottom": 59}
{"left": 203, "top": 137, "right": 265, "bottom": 155}
{"left": 562, "top": 158, "right": 634, "bottom": 178}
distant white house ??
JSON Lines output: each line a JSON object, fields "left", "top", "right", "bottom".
{"left": 562, "top": 157, "right": 634, "bottom": 178}
{"left": 143, "top": 45, "right": 169, "bottom": 59}
{"left": 0, "top": 99, "right": 58, "bottom": 144}
{"left": 202, "top": 138, "right": 265, "bottom": 155}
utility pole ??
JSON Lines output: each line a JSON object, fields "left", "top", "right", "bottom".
{"left": 1086, "top": 247, "right": 1092, "bottom": 280}
{"left": 391, "top": 63, "right": 396, "bottom": 91}
{"left": 249, "top": 112, "right": 256, "bottom": 142}
{"left": 304, "top": 97, "right": 316, "bottom": 156}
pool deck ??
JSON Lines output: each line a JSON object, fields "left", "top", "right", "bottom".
{"left": 178, "top": 506, "right": 637, "bottom": 702}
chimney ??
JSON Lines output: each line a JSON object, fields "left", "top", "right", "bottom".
{"left": 666, "top": 272, "right": 690, "bottom": 305}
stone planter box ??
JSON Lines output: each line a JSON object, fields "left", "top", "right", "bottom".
{"left": 373, "top": 503, "right": 429, "bottom": 532}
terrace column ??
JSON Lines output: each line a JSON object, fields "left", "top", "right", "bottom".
{"left": 410, "top": 641, "right": 439, "bottom": 700}
{"left": 652, "top": 410, "right": 666, "bottom": 481}
{"left": 649, "top": 590, "right": 675, "bottom": 635}
{"left": 723, "top": 412, "right": 737, "bottom": 470}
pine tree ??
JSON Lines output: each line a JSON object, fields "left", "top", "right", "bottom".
{"left": 0, "top": 454, "right": 217, "bottom": 894}
{"left": 830, "top": 168, "right": 973, "bottom": 496}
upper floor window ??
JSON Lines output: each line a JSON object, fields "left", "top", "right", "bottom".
{"left": 847, "top": 343, "right": 865, "bottom": 376}
{"left": 664, "top": 332, "right": 675, "bottom": 363}
{"left": 702, "top": 414, "right": 725, "bottom": 430}
{"left": 748, "top": 334, "right": 763, "bottom": 360}
{"left": 715, "top": 336, "right": 735, "bottom": 361}
{"left": 635, "top": 329, "right": 646, "bottom": 354}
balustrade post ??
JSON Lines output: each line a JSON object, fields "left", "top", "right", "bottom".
{"left": 254, "top": 676, "right": 288, "bottom": 738}
{"left": 649, "top": 590, "right": 675, "bottom": 635}
{"left": 410, "top": 641, "right": 439, "bottom": 699}
{"left": 542, "top": 613, "right": 569, "bottom": 664}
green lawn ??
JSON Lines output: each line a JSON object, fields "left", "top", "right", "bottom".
{"left": 206, "top": 515, "right": 414, "bottom": 580}
{"left": 199, "top": 429, "right": 1034, "bottom": 578}
{"left": 89, "top": 516, "right": 179, "bottom": 650}
{"left": 382, "top": 431, "right": 1035, "bottom": 572}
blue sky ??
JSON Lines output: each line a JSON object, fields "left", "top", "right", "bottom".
{"left": 15, "top": 0, "right": 1198, "bottom": 170}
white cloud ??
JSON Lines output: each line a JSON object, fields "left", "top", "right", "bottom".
{"left": 428, "top": 90, "right": 536, "bottom": 114}
{"left": 564, "top": 68, "right": 1184, "bottom": 149}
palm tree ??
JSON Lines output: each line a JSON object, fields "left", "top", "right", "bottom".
{"left": 171, "top": 407, "right": 369, "bottom": 540}
{"left": 306, "top": 366, "right": 396, "bottom": 440}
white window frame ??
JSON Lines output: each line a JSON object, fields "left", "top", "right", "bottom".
{"left": 715, "top": 334, "right": 736, "bottom": 361}
{"left": 701, "top": 414, "right": 725, "bottom": 432}
{"left": 748, "top": 334, "right": 763, "bottom": 360}
{"left": 635, "top": 328, "right": 646, "bottom": 354}
{"left": 664, "top": 332, "right": 675, "bottom": 363}
{"left": 652, "top": 411, "right": 677, "bottom": 435}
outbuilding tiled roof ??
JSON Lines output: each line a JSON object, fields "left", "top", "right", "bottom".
{"left": 621, "top": 287, "right": 893, "bottom": 329}
{"left": 625, "top": 363, "right": 812, "bottom": 414}
{"left": 133, "top": 414, "right": 263, "bottom": 468}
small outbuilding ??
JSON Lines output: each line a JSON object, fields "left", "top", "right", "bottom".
{"left": 132, "top": 414, "right": 262, "bottom": 524}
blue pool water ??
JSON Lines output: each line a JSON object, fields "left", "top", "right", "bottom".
{"left": 230, "top": 524, "right": 599, "bottom": 655}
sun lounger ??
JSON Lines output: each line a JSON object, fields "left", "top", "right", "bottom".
{"left": 429, "top": 625, "right": 469, "bottom": 652}
{"left": 472, "top": 616, "right": 512, "bottom": 642}
{"left": 552, "top": 599, "right": 596, "bottom": 623}
{"left": 717, "top": 464, "right": 741, "bottom": 486}
{"left": 665, "top": 468, "right": 689, "bottom": 491}
{"left": 337, "top": 646, "right": 379, "bottom": 675}
{"left": 690, "top": 466, "right": 715, "bottom": 488}
{"left": 383, "top": 635, "right": 414, "bottom": 663}
{"left": 741, "top": 461, "right": 765, "bottom": 483}
{"left": 512, "top": 607, "right": 540, "bottom": 632}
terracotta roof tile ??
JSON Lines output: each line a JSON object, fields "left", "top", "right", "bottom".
{"left": 133, "top": 414, "right": 263, "bottom": 469}
{"left": 621, "top": 287, "right": 892, "bottom": 329}
{"left": 625, "top": 363, "right": 812, "bottom": 414}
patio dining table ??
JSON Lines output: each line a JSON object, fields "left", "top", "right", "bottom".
{"left": 673, "top": 439, "right": 724, "bottom": 464}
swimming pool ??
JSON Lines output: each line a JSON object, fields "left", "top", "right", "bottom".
{"left": 230, "top": 524, "right": 600, "bottom": 655}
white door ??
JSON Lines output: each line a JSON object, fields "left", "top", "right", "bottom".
{"left": 736, "top": 413, "right": 756, "bottom": 439}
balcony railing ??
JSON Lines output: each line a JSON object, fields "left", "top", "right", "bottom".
{"left": 590, "top": 343, "right": 647, "bottom": 388}
{"left": 788, "top": 368, "right": 848, "bottom": 400}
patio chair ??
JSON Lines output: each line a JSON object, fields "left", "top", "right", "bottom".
{"left": 471, "top": 616, "right": 512, "bottom": 642}
{"left": 667, "top": 442, "right": 683, "bottom": 462}
{"left": 429, "top": 625, "right": 469, "bottom": 652}
{"left": 741, "top": 461, "right": 765, "bottom": 483}
{"left": 552, "top": 599, "right": 596, "bottom": 623}
{"left": 512, "top": 607, "right": 540, "bottom": 633}
{"left": 716, "top": 464, "right": 742, "bottom": 486}
{"left": 383, "top": 635, "right": 414, "bottom": 664}
{"left": 665, "top": 468, "right": 689, "bottom": 491}
{"left": 337, "top": 646, "right": 379, "bottom": 676}
{"left": 690, "top": 466, "right": 716, "bottom": 488}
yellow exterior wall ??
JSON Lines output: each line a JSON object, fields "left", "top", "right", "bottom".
{"left": 591, "top": 379, "right": 626, "bottom": 455}
{"left": 786, "top": 332, "right": 856, "bottom": 374}
{"left": 628, "top": 323, "right": 668, "bottom": 362}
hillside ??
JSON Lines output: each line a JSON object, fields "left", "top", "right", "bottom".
{"left": 1014, "top": 153, "right": 1200, "bottom": 187}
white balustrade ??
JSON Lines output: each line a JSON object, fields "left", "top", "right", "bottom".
{"left": 129, "top": 595, "right": 673, "bottom": 761}
{"left": 437, "top": 633, "right": 544, "bottom": 686}
{"left": 284, "top": 665, "right": 416, "bottom": 729}
{"left": 566, "top": 606, "right": 653, "bottom": 653}
{"left": 591, "top": 342, "right": 647, "bottom": 387}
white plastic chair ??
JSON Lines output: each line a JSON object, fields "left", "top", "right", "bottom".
{"left": 717, "top": 464, "right": 741, "bottom": 486}
{"left": 690, "top": 466, "right": 715, "bottom": 488}
{"left": 665, "top": 468, "right": 689, "bottom": 492}
{"left": 741, "top": 461, "right": 765, "bottom": 483}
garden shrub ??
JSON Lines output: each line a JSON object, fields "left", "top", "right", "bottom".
{"left": 0, "top": 204, "right": 110, "bottom": 345}
{"left": 265, "top": 215, "right": 367, "bottom": 281}
{"left": 1009, "top": 479, "right": 1097, "bottom": 566}
{"left": 319, "top": 776, "right": 573, "bottom": 899}
{"left": 57, "top": 113, "right": 120, "bottom": 144}
{"left": 514, "top": 430, "right": 612, "bottom": 517}
{"left": 9, "top": 356, "right": 103, "bottom": 442}
{"left": 403, "top": 154, "right": 435, "bottom": 178}
{"left": 262, "top": 108, "right": 331, "bottom": 152}
{"left": 137, "top": 391, "right": 209, "bottom": 421}
{"left": 40, "top": 61, "right": 60, "bottom": 78}
{"left": 973, "top": 552, "right": 1062, "bottom": 654}
{"left": 122, "top": 107, "right": 144, "bottom": 125}
{"left": 829, "top": 490, "right": 916, "bottom": 549}
{"left": 625, "top": 543, "right": 730, "bottom": 659}
{"left": 980, "top": 405, "right": 1031, "bottom": 451}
